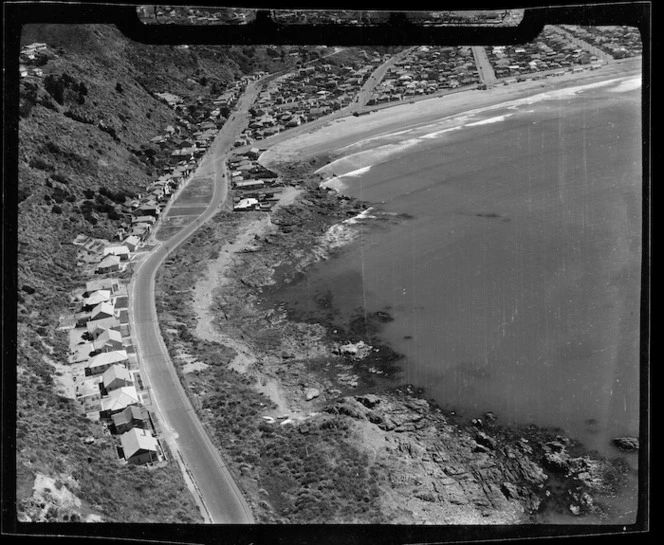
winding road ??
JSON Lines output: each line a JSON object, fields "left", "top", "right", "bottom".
{"left": 128, "top": 80, "right": 261, "bottom": 524}
{"left": 126, "top": 46, "right": 420, "bottom": 523}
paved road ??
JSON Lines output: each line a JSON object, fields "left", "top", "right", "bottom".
{"left": 349, "top": 46, "right": 418, "bottom": 113}
{"left": 234, "top": 47, "right": 418, "bottom": 153}
{"left": 550, "top": 25, "right": 615, "bottom": 63}
{"left": 471, "top": 45, "right": 497, "bottom": 85}
{"left": 128, "top": 80, "right": 262, "bottom": 524}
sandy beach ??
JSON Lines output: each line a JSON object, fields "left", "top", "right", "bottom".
{"left": 260, "top": 58, "right": 642, "bottom": 174}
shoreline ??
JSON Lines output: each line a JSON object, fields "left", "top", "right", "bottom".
{"left": 154, "top": 60, "right": 641, "bottom": 523}
{"left": 154, "top": 159, "right": 636, "bottom": 523}
{"left": 259, "top": 57, "right": 642, "bottom": 175}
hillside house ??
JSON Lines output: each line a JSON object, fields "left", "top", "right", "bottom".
{"left": 100, "top": 386, "right": 140, "bottom": 419}
{"left": 82, "top": 289, "right": 111, "bottom": 311}
{"left": 112, "top": 405, "right": 150, "bottom": 435}
{"left": 93, "top": 328, "right": 124, "bottom": 353}
{"left": 86, "top": 350, "right": 128, "bottom": 376}
{"left": 131, "top": 215, "right": 156, "bottom": 225}
{"left": 133, "top": 205, "right": 160, "bottom": 217}
{"left": 120, "top": 428, "right": 159, "bottom": 465}
{"left": 103, "top": 245, "right": 130, "bottom": 262}
{"left": 123, "top": 235, "right": 141, "bottom": 252}
{"left": 95, "top": 254, "right": 121, "bottom": 274}
{"left": 89, "top": 301, "right": 115, "bottom": 322}
{"left": 86, "top": 316, "right": 122, "bottom": 339}
{"left": 102, "top": 364, "right": 133, "bottom": 393}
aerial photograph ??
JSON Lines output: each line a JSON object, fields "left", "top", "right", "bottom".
{"left": 11, "top": 2, "right": 647, "bottom": 538}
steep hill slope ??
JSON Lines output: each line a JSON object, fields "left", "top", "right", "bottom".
{"left": 15, "top": 23, "right": 296, "bottom": 523}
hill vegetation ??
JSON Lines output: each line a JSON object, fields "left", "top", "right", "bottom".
{"left": 15, "top": 23, "right": 301, "bottom": 523}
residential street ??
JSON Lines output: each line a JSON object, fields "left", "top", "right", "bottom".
{"left": 128, "top": 80, "right": 262, "bottom": 524}
{"left": 349, "top": 46, "right": 418, "bottom": 112}
{"left": 471, "top": 46, "right": 497, "bottom": 85}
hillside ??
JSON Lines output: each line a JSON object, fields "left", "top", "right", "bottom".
{"left": 15, "top": 23, "right": 300, "bottom": 523}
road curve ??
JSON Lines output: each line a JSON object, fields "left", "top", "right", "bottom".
{"left": 128, "top": 81, "right": 262, "bottom": 524}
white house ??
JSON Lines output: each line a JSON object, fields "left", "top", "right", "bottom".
{"left": 100, "top": 385, "right": 139, "bottom": 417}
{"left": 103, "top": 245, "right": 131, "bottom": 261}
{"left": 89, "top": 301, "right": 115, "bottom": 322}
{"left": 93, "top": 328, "right": 124, "bottom": 353}
{"left": 96, "top": 254, "right": 121, "bottom": 274}
{"left": 102, "top": 364, "right": 133, "bottom": 392}
{"left": 120, "top": 428, "right": 159, "bottom": 465}
{"left": 86, "top": 350, "right": 128, "bottom": 375}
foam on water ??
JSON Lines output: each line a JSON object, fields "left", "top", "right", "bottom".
{"left": 465, "top": 113, "right": 515, "bottom": 127}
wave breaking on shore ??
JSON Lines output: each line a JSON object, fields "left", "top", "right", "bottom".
{"left": 312, "top": 74, "right": 641, "bottom": 188}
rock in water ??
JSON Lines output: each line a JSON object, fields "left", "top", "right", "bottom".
{"left": 612, "top": 436, "right": 639, "bottom": 451}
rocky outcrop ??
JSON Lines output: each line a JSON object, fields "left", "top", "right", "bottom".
{"left": 612, "top": 436, "right": 639, "bottom": 451}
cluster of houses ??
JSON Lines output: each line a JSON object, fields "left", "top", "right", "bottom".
{"left": 236, "top": 52, "right": 387, "bottom": 145}
{"left": 560, "top": 25, "right": 642, "bottom": 59}
{"left": 229, "top": 147, "right": 284, "bottom": 211}
{"left": 19, "top": 42, "right": 53, "bottom": 79}
{"left": 486, "top": 26, "right": 604, "bottom": 82}
{"left": 52, "top": 78, "right": 257, "bottom": 465}
{"left": 59, "top": 277, "right": 164, "bottom": 466}
{"left": 367, "top": 46, "right": 481, "bottom": 105}
{"left": 139, "top": 5, "right": 254, "bottom": 25}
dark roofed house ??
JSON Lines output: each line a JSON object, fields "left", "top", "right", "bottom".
{"left": 112, "top": 405, "right": 150, "bottom": 435}
{"left": 132, "top": 205, "right": 160, "bottom": 218}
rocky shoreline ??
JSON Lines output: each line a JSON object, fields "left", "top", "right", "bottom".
{"left": 155, "top": 157, "right": 633, "bottom": 523}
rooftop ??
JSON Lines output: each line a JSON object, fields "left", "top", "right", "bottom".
{"left": 120, "top": 427, "right": 158, "bottom": 458}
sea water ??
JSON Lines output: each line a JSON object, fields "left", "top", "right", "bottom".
{"left": 276, "top": 78, "right": 643, "bottom": 521}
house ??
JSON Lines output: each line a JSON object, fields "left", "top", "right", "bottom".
{"left": 96, "top": 255, "right": 121, "bottom": 274}
{"left": 234, "top": 198, "right": 258, "bottom": 211}
{"left": 103, "top": 245, "right": 130, "bottom": 261}
{"left": 235, "top": 180, "right": 265, "bottom": 190}
{"left": 112, "top": 405, "right": 150, "bottom": 435}
{"left": 123, "top": 235, "right": 141, "bottom": 252}
{"left": 131, "top": 215, "right": 156, "bottom": 225}
{"left": 89, "top": 301, "right": 115, "bottom": 322}
{"left": 132, "top": 205, "right": 160, "bottom": 217}
{"left": 130, "top": 224, "right": 151, "bottom": 241}
{"left": 120, "top": 428, "right": 159, "bottom": 465}
{"left": 82, "top": 289, "right": 111, "bottom": 311}
{"left": 100, "top": 385, "right": 139, "bottom": 418}
{"left": 83, "top": 278, "right": 120, "bottom": 297}
{"left": 86, "top": 316, "right": 121, "bottom": 339}
{"left": 246, "top": 147, "right": 261, "bottom": 160}
{"left": 102, "top": 364, "right": 133, "bottom": 393}
{"left": 93, "top": 328, "right": 124, "bottom": 353}
{"left": 86, "top": 350, "right": 128, "bottom": 376}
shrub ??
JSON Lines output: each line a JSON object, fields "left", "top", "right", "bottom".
{"left": 44, "top": 74, "right": 65, "bottom": 104}
{"left": 29, "top": 158, "right": 54, "bottom": 171}
{"left": 51, "top": 173, "right": 69, "bottom": 185}
{"left": 18, "top": 187, "right": 31, "bottom": 203}
{"left": 19, "top": 98, "right": 35, "bottom": 118}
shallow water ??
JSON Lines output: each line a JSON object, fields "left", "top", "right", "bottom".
{"left": 273, "top": 79, "right": 643, "bottom": 521}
